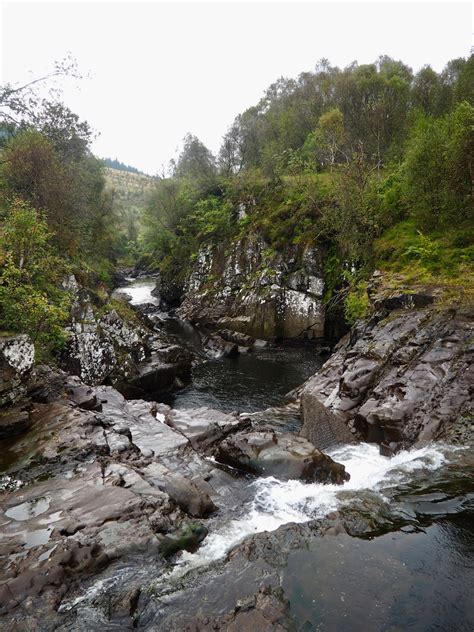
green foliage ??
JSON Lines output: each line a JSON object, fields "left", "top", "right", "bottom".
{"left": 375, "top": 219, "right": 474, "bottom": 280}
{"left": 402, "top": 102, "right": 474, "bottom": 229}
{"left": 0, "top": 199, "right": 71, "bottom": 356}
{"left": 344, "top": 282, "right": 370, "bottom": 325}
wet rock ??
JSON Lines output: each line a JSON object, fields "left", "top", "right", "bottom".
{"left": 190, "top": 585, "right": 294, "bottom": 631}
{"left": 0, "top": 407, "right": 31, "bottom": 439}
{"left": 300, "top": 305, "right": 473, "bottom": 447}
{"left": 178, "top": 238, "right": 325, "bottom": 341}
{"left": 144, "top": 463, "right": 217, "bottom": 517}
{"left": 158, "top": 522, "right": 208, "bottom": 557}
{"left": 165, "top": 407, "right": 251, "bottom": 450}
{"left": 202, "top": 333, "right": 239, "bottom": 359}
{"left": 0, "top": 335, "right": 35, "bottom": 407}
{"left": 215, "top": 430, "right": 349, "bottom": 484}
{"left": 379, "top": 441, "right": 402, "bottom": 457}
{"left": 65, "top": 384, "right": 102, "bottom": 411}
{"left": 218, "top": 329, "right": 255, "bottom": 347}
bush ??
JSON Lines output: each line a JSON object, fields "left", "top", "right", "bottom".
{"left": 344, "top": 282, "right": 370, "bottom": 325}
{"left": 0, "top": 198, "right": 71, "bottom": 357}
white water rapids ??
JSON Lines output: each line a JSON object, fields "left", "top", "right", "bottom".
{"left": 113, "top": 277, "right": 159, "bottom": 306}
{"left": 173, "top": 442, "right": 449, "bottom": 573}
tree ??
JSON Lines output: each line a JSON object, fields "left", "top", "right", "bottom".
{"left": 313, "top": 107, "right": 346, "bottom": 170}
{"left": 175, "top": 134, "right": 217, "bottom": 194}
{"left": 403, "top": 102, "right": 474, "bottom": 228}
{"left": 0, "top": 198, "right": 70, "bottom": 354}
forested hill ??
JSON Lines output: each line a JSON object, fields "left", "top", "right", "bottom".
{"left": 101, "top": 157, "right": 144, "bottom": 175}
{"left": 139, "top": 54, "right": 474, "bottom": 321}
{"left": 104, "top": 167, "right": 155, "bottom": 253}
{"left": 0, "top": 54, "right": 472, "bottom": 357}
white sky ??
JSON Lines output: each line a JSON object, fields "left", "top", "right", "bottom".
{"left": 1, "top": 1, "right": 472, "bottom": 174}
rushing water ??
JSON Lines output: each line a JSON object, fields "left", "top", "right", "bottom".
{"left": 107, "top": 277, "right": 474, "bottom": 630}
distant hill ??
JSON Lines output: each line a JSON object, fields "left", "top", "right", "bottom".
{"left": 104, "top": 167, "right": 156, "bottom": 243}
{"left": 101, "top": 157, "right": 145, "bottom": 175}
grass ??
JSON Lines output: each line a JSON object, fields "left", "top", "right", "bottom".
{"left": 374, "top": 219, "right": 474, "bottom": 304}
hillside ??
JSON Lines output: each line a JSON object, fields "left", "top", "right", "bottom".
{"left": 104, "top": 167, "right": 156, "bottom": 253}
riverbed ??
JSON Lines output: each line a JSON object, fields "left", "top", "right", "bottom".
{"left": 78, "top": 277, "right": 474, "bottom": 629}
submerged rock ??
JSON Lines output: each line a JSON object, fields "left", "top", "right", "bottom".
{"left": 158, "top": 522, "right": 208, "bottom": 557}
{"left": 215, "top": 430, "right": 349, "bottom": 484}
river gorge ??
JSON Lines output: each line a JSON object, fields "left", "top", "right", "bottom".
{"left": 0, "top": 274, "right": 472, "bottom": 631}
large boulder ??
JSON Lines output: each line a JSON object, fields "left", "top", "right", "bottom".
{"left": 215, "top": 430, "right": 349, "bottom": 484}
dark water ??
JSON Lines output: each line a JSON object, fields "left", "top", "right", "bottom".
{"left": 161, "top": 326, "right": 326, "bottom": 413}
{"left": 115, "top": 278, "right": 326, "bottom": 412}
{"left": 283, "top": 514, "right": 474, "bottom": 631}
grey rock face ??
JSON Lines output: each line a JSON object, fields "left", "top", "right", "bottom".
{"left": 0, "top": 377, "right": 231, "bottom": 620}
{"left": 300, "top": 305, "right": 473, "bottom": 447}
{"left": 215, "top": 430, "right": 349, "bottom": 484}
{"left": 0, "top": 335, "right": 35, "bottom": 407}
{"left": 178, "top": 236, "right": 325, "bottom": 341}
{"left": 61, "top": 278, "right": 191, "bottom": 393}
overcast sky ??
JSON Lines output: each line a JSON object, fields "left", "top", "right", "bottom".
{"left": 1, "top": 1, "right": 472, "bottom": 174}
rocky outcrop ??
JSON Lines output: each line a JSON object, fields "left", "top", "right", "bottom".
{"left": 178, "top": 236, "right": 325, "bottom": 341}
{"left": 61, "top": 275, "right": 191, "bottom": 394}
{"left": 0, "top": 374, "right": 248, "bottom": 623}
{"left": 300, "top": 301, "right": 473, "bottom": 450}
{"left": 215, "top": 430, "right": 349, "bottom": 483}
{"left": 0, "top": 335, "right": 35, "bottom": 408}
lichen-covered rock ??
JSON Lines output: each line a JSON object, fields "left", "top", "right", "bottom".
{"left": 0, "top": 335, "right": 35, "bottom": 407}
{"left": 61, "top": 277, "right": 191, "bottom": 392}
{"left": 300, "top": 304, "right": 473, "bottom": 448}
{"left": 215, "top": 430, "right": 349, "bottom": 484}
{"left": 178, "top": 236, "right": 325, "bottom": 341}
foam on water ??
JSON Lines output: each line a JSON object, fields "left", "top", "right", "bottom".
{"left": 174, "top": 442, "right": 449, "bottom": 573}
{"left": 114, "top": 277, "right": 159, "bottom": 306}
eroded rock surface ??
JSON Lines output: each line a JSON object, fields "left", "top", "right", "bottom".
{"left": 0, "top": 373, "right": 246, "bottom": 625}
{"left": 0, "top": 335, "right": 35, "bottom": 408}
{"left": 215, "top": 430, "right": 349, "bottom": 483}
{"left": 300, "top": 304, "right": 473, "bottom": 448}
{"left": 61, "top": 276, "right": 191, "bottom": 394}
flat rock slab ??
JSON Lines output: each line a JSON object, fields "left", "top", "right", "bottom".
{"left": 165, "top": 407, "right": 250, "bottom": 449}
{"left": 215, "top": 431, "right": 349, "bottom": 484}
{"left": 96, "top": 386, "right": 189, "bottom": 457}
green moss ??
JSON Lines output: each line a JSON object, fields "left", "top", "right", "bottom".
{"left": 344, "top": 282, "right": 370, "bottom": 325}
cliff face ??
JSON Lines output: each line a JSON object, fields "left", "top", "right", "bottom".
{"left": 178, "top": 235, "right": 326, "bottom": 341}
{"left": 60, "top": 276, "right": 191, "bottom": 395}
{"left": 300, "top": 295, "right": 473, "bottom": 451}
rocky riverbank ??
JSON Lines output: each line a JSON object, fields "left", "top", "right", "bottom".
{"left": 0, "top": 361, "right": 349, "bottom": 628}
{"left": 0, "top": 273, "right": 472, "bottom": 631}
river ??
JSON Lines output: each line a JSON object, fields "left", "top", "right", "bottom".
{"left": 105, "top": 277, "right": 474, "bottom": 630}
